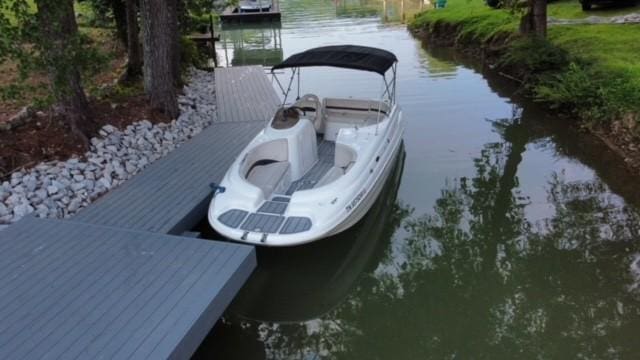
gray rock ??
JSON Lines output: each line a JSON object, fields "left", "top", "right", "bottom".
{"left": 13, "top": 203, "right": 34, "bottom": 218}
{"left": 0, "top": 203, "right": 8, "bottom": 217}
{"left": 125, "top": 162, "right": 137, "bottom": 174}
{"left": 68, "top": 198, "right": 82, "bottom": 212}
{"left": 83, "top": 180, "right": 95, "bottom": 191}
{"left": 35, "top": 188, "right": 48, "bottom": 201}
{"left": 99, "top": 124, "right": 117, "bottom": 137}
{"left": 70, "top": 182, "right": 86, "bottom": 192}
{"left": 50, "top": 193, "right": 65, "bottom": 201}
{"left": 89, "top": 156, "right": 104, "bottom": 166}
{"left": 98, "top": 177, "right": 112, "bottom": 189}
{"left": 23, "top": 175, "right": 37, "bottom": 192}
{"left": 47, "top": 185, "right": 59, "bottom": 195}
{"left": 51, "top": 180, "right": 65, "bottom": 191}
{"left": 6, "top": 193, "right": 24, "bottom": 206}
{"left": 35, "top": 204, "right": 49, "bottom": 218}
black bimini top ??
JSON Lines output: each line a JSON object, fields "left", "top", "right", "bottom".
{"left": 271, "top": 45, "right": 397, "bottom": 76}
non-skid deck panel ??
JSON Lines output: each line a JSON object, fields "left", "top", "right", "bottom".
{"left": 240, "top": 213, "right": 284, "bottom": 233}
{"left": 218, "top": 209, "right": 249, "bottom": 228}
{"left": 0, "top": 217, "right": 256, "bottom": 360}
{"left": 218, "top": 210, "right": 313, "bottom": 235}
{"left": 73, "top": 121, "right": 264, "bottom": 234}
{"left": 317, "top": 139, "right": 336, "bottom": 161}
{"left": 280, "top": 216, "right": 313, "bottom": 234}
{"left": 257, "top": 200, "right": 288, "bottom": 215}
{"left": 285, "top": 140, "right": 336, "bottom": 195}
{"left": 215, "top": 66, "right": 280, "bottom": 123}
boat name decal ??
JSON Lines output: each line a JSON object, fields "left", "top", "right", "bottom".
{"left": 346, "top": 188, "right": 367, "bottom": 212}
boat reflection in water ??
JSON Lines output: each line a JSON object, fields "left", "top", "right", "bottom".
{"left": 217, "top": 22, "right": 283, "bottom": 67}
{"left": 233, "top": 145, "right": 405, "bottom": 321}
{"left": 194, "top": 146, "right": 406, "bottom": 358}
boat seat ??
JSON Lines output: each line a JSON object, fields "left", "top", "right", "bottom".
{"left": 294, "top": 94, "right": 323, "bottom": 132}
{"left": 247, "top": 161, "right": 290, "bottom": 198}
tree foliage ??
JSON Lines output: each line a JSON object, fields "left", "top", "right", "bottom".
{"left": 0, "top": 0, "right": 106, "bottom": 104}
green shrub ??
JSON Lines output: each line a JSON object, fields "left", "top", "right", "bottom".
{"left": 499, "top": 36, "right": 569, "bottom": 75}
{"left": 180, "top": 37, "right": 208, "bottom": 71}
{"left": 534, "top": 63, "right": 640, "bottom": 124}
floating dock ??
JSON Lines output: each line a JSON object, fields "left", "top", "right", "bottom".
{"left": 0, "top": 66, "right": 280, "bottom": 359}
{"left": 220, "top": 0, "right": 281, "bottom": 23}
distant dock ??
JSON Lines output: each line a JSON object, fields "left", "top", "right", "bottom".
{"left": 221, "top": 0, "right": 281, "bottom": 23}
{"left": 0, "top": 66, "right": 279, "bottom": 359}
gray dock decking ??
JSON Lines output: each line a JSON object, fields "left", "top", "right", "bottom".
{"left": 0, "top": 66, "right": 280, "bottom": 359}
{"left": 0, "top": 217, "right": 255, "bottom": 360}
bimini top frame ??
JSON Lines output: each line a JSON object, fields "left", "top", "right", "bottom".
{"left": 271, "top": 45, "right": 398, "bottom": 107}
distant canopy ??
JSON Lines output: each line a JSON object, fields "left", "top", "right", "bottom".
{"left": 271, "top": 45, "right": 398, "bottom": 76}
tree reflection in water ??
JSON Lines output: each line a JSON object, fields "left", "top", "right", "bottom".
{"left": 197, "top": 109, "right": 640, "bottom": 360}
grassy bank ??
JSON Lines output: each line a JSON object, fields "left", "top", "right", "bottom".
{"left": 409, "top": 0, "right": 640, "bottom": 129}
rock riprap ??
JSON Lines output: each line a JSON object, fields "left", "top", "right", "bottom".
{"left": 0, "top": 69, "right": 217, "bottom": 226}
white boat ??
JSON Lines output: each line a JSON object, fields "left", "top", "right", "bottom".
{"left": 208, "top": 45, "right": 404, "bottom": 246}
{"left": 238, "top": 0, "right": 272, "bottom": 12}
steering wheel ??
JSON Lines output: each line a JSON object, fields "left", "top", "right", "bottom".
{"left": 286, "top": 106, "right": 305, "bottom": 116}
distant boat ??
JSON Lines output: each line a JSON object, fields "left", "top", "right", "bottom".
{"left": 238, "top": 0, "right": 273, "bottom": 12}
{"left": 208, "top": 45, "right": 404, "bottom": 246}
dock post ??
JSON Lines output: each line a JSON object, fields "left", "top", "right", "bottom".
{"left": 210, "top": 14, "right": 218, "bottom": 67}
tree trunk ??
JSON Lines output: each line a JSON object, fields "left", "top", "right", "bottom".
{"left": 35, "top": 0, "right": 94, "bottom": 145}
{"left": 169, "top": 0, "right": 181, "bottom": 87}
{"left": 123, "top": 0, "right": 142, "bottom": 80}
{"left": 112, "top": 0, "right": 128, "bottom": 47}
{"left": 519, "top": 0, "right": 547, "bottom": 38}
{"left": 532, "top": 0, "right": 547, "bottom": 38}
{"left": 140, "top": 0, "right": 180, "bottom": 118}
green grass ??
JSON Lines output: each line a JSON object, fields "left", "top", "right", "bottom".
{"left": 549, "top": 24, "right": 640, "bottom": 81}
{"left": 410, "top": 0, "right": 518, "bottom": 40}
{"left": 409, "top": 0, "right": 640, "bottom": 124}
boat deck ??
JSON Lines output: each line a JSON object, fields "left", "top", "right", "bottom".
{"left": 216, "top": 139, "right": 337, "bottom": 237}
{"left": 285, "top": 139, "right": 336, "bottom": 195}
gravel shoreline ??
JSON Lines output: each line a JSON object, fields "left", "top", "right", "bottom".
{"left": 0, "top": 69, "right": 216, "bottom": 229}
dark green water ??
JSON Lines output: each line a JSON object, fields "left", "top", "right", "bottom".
{"left": 195, "top": 1, "right": 640, "bottom": 358}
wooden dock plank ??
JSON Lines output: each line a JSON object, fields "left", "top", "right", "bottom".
{"left": 215, "top": 66, "right": 280, "bottom": 123}
{"left": 0, "top": 217, "right": 256, "bottom": 360}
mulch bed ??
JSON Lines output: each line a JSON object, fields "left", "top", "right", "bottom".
{"left": 0, "top": 94, "right": 170, "bottom": 179}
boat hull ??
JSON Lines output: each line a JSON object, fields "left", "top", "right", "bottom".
{"left": 208, "top": 102, "right": 404, "bottom": 247}
{"left": 325, "top": 139, "right": 404, "bottom": 238}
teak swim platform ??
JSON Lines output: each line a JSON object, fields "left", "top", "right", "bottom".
{"left": 0, "top": 66, "right": 279, "bottom": 359}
